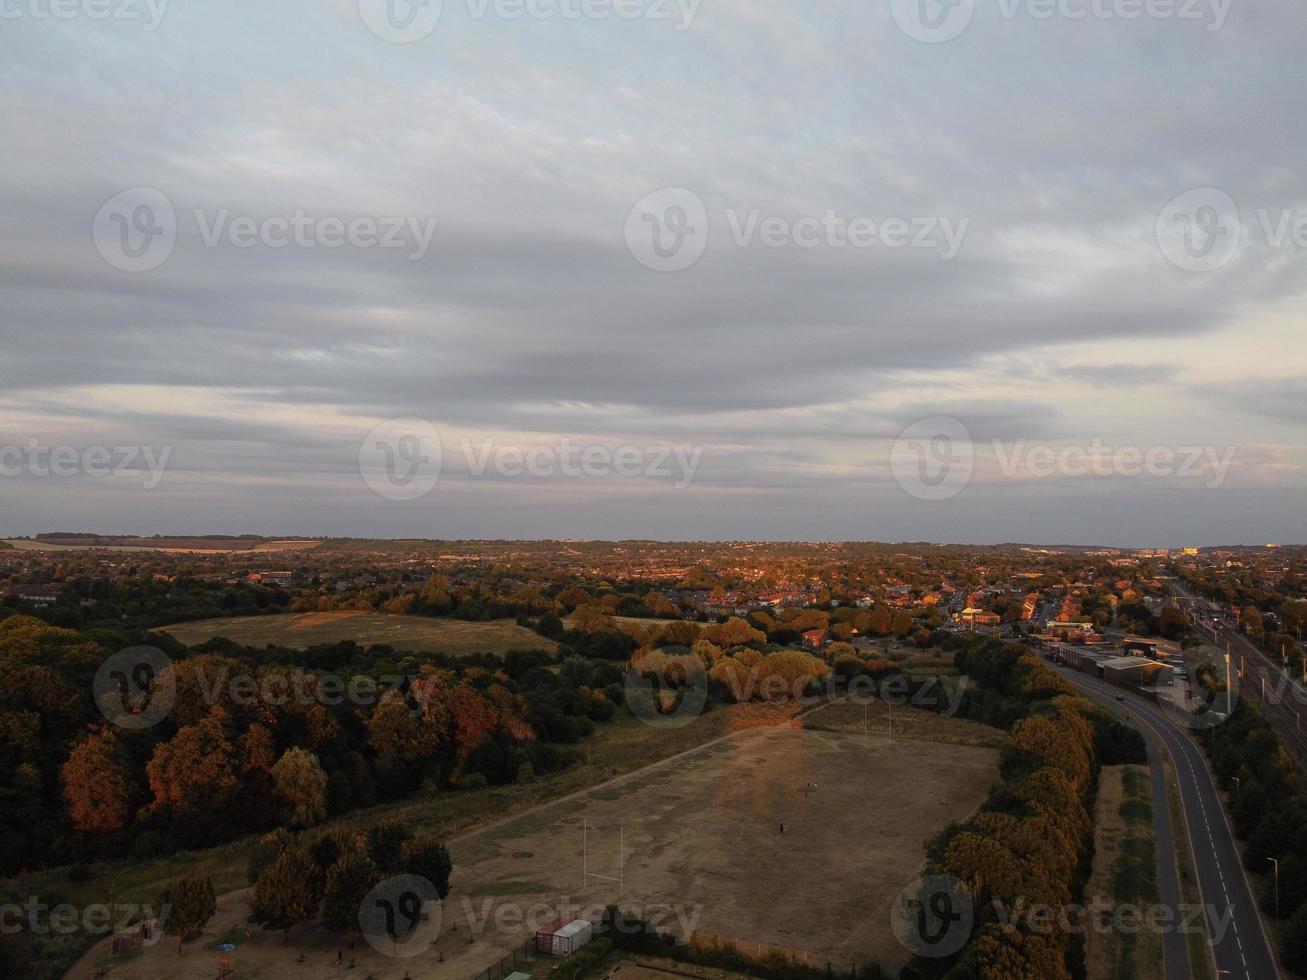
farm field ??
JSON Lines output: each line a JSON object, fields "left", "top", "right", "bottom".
{"left": 2, "top": 537, "right": 320, "bottom": 553}
{"left": 161, "top": 611, "right": 557, "bottom": 656}
{"left": 62, "top": 708, "right": 1002, "bottom": 979}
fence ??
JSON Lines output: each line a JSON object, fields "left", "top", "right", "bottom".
{"left": 469, "top": 938, "right": 536, "bottom": 980}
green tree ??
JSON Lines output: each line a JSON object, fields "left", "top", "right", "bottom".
{"left": 271, "top": 747, "right": 328, "bottom": 828}
{"left": 159, "top": 874, "right": 216, "bottom": 954}
{"left": 321, "top": 851, "right": 380, "bottom": 934}
{"left": 400, "top": 836, "right": 454, "bottom": 898}
{"left": 251, "top": 847, "right": 318, "bottom": 940}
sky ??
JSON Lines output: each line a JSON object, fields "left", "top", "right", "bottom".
{"left": 1, "top": 0, "right": 1305, "bottom": 546}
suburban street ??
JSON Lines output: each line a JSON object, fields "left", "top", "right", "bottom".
{"left": 1049, "top": 663, "right": 1280, "bottom": 980}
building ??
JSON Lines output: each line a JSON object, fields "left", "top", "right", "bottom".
{"left": 1123, "top": 635, "right": 1183, "bottom": 662}
{"left": 1100, "top": 656, "right": 1173, "bottom": 688}
{"left": 956, "top": 607, "right": 1001, "bottom": 629}
{"left": 10, "top": 585, "right": 61, "bottom": 607}
{"left": 801, "top": 628, "right": 829, "bottom": 650}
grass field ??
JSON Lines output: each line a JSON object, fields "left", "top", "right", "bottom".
{"left": 801, "top": 696, "right": 1008, "bottom": 749}
{"left": 1084, "top": 765, "right": 1163, "bottom": 980}
{"left": 60, "top": 705, "right": 1000, "bottom": 980}
{"left": 162, "top": 611, "right": 557, "bottom": 656}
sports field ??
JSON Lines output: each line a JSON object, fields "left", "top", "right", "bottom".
{"left": 162, "top": 611, "right": 557, "bottom": 656}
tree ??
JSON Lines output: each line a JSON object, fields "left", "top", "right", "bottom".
{"left": 145, "top": 710, "right": 242, "bottom": 815}
{"left": 1241, "top": 606, "right": 1265, "bottom": 640}
{"left": 868, "top": 606, "right": 892, "bottom": 637}
{"left": 251, "top": 847, "right": 318, "bottom": 940}
{"left": 400, "top": 836, "right": 454, "bottom": 898}
{"left": 158, "top": 874, "right": 216, "bottom": 954}
{"left": 572, "top": 604, "right": 612, "bottom": 635}
{"left": 62, "top": 729, "right": 139, "bottom": 833}
{"left": 322, "top": 851, "right": 380, "bottom": 935}
{"left": 271, "top": 747, "right": 328, "bottom": 828}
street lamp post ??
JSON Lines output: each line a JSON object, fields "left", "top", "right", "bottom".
{"left": 1269, "top": 857, "right": 1280, "bottom": 921}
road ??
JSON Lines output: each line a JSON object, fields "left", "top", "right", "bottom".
{"left": 1050, "top": 663, "right": 1280, "bottom": 980}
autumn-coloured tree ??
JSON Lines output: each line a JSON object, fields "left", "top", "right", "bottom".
{"left": 145, "top": 709, "right": 242, "bottom": 815}
{"left": 572, "top": 603, "right": 612, "bottom": 635}
{"left": 62, "top": 728, "right": 139, "bottom": 833}
{"left": 272, "top": 747, "right": 328, "bottom": 828}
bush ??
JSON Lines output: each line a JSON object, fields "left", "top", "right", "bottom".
{"left": 547, "top": 937, "right": 613, "bottom": 978}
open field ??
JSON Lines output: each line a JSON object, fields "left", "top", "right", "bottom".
{"left": 3, "top": 538, "right": 320, "bottom": 554}
{"left": 62, "top": 709, "right": 1000, "bottom": 979}
{"left": 162, "top": 611, "right": 557, "bottom": 656}
{"left": 802, "top": 697, "right": 1008, "bottom": 749}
